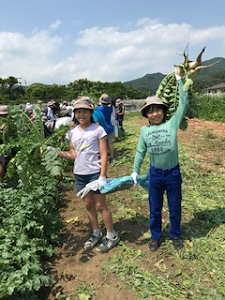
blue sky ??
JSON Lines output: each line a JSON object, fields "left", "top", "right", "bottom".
{"left": 1, "top": 0, "right": 225, "bottom": 85}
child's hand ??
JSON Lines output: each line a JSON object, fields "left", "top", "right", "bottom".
{"left": 97, "top": 177, "right": 107, "bottom": 190}
{"left": 131, "top": 172, "right": 138, "bottom": 185}
{"left": 183, "top": 78, "right": 193, "bottom": 91}
{"left": 174, "top": 68, "right": 182, "bottom": 81}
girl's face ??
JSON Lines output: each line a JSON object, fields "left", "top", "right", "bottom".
{"left": 146, "top": 105, "right": 164, "bottom": 125}
{"left": 74, "top": 109, "right": 92, "bottom": 127}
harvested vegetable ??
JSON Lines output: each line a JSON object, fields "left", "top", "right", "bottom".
{"left": 156, "top": 47, "right": 220, "bottom": 130}
{"left": 175, "top": 46, "right": 221, "bottom": 77}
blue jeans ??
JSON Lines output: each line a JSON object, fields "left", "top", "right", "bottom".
{"left": 148, "top": 164, "right": 182, "bottom": 240}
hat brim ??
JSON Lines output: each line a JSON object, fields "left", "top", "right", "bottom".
{"left": 73, "top": 105, "right": 93, "bottom": 111}
{"left": 141, "top": 103, "right": 168, "bottom": 118}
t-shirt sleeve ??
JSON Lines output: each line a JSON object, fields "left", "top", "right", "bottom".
{"left": 66, "top": 128, "right": 75, "bottom": 141}
{"left": 98, "top": 124, "right": 107, "bottom": 138}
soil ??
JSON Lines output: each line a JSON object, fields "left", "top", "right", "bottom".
{"left": 177, "top": 119, "right": 225, "bottom": 174}
{"left": 40, "top": 119, "right": 225, "bottom": 300}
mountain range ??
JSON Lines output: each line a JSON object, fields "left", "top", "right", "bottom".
{"left": 123, "top": 57, "right": 225, "bottom": 95}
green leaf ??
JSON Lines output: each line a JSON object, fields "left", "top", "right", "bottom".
{"left": 78, "top": 293, "right": 91, "bottom": 300}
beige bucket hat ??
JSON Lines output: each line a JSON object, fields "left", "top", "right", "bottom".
{"left": 116, "top": 98, "right": 122, "bottom": 105}
{"left": 99, "top": 93, "right": 111, "bottom": 104}
{"left": 140, "top": 96, "right": 168, "bottom": 117}
{"left": 47, "top": 99, "right": 56, "bottom": 107}
{"left": 73, "top": 97, "right": 94, "bottom": 111}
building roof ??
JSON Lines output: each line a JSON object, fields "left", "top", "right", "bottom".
{"left": 207, "top": 83, "right": 225, "bottom": 90}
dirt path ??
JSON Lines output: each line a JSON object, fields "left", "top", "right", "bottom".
{"left": 40, "top": 119, "right": 225, "bottom": 300}
{"left": 42, "top": 191, "right": 141, "bottom": 300}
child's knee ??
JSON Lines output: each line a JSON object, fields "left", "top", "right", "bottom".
{"left": 95, "top": 202, "right": 109, "bottom": 213}
{"left": 83, "top": 199, "right": 95, "bottom": 210}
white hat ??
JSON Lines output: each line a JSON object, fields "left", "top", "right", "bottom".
{"left": 25, "top": 105, "right": 33, "bottom": 112}
{"left": 0, "top": 105, "right": 9, "bottom": 116}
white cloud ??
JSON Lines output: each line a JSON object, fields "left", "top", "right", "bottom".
{"left": 0, "top": 29, "right": 62, "bottom": 82}
{"left": 49, "top": 20, "right": 61, "bottom": 30}
{"left": 135, "top": 17, "right": 160, "bottom": 28}
{"left": 0, "top": 18, "right": 225, "bottom": 85}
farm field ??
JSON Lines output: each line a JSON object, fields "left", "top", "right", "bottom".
{"left": 40, "top": 115, "right": 225, "bottom": 300}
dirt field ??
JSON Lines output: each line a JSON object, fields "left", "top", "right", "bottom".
{"left": 40, "top": 119, "right": 225, "bottom": 300}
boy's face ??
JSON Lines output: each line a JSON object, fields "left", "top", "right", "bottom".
{"left": 146, "top": 105, "right": 164, "bottom": 125}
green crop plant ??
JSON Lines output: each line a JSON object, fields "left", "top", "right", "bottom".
{"left": 156, "top": 72, "right": 198, "bottom": 130}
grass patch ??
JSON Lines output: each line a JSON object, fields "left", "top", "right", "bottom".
{"left": 103, "top": 112, "right": 225, "bottom": 299}
{"left": 57, "top": 112, "right": 224, "bottom": 300}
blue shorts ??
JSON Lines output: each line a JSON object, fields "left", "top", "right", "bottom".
{"left": 75, "top": 172, "right": 101, "bottom": 194}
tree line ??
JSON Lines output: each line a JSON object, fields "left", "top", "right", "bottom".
{"left": 0, "top": 77, "right": 146, "bottom": 105}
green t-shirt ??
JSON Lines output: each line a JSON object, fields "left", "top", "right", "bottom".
{"left": 133, "top": 79, "right": 189, "bottom": 173}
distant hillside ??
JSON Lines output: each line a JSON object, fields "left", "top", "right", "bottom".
{"left": 123, "top": 57, "right": 225, "bottom": 94}
{"left": 123, "top": 72, "right": 165, "bottom": 95}
{"left": 193, "top": 57, "right": 225, "bottom": 90}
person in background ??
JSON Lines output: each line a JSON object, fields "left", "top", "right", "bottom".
{"left": 0, "top": 105, "right": 9, "bottom": 180}
{"left": 96, "top": 94, "right": 115, "bottom": 163}
{"left": 42, "top": 100, "right": 60, "bottom": 134}
{"left": 60, "top": 100, "right": 68, "bottom": 110}
{"left": 42, "top": 100, "right": 60, "bottom": 121}
{"left": 116, "top": 98, "right": 125, "bottom": 134}
{"left": 131, "top": 73, "right": 192, "bottom": 252}
{"left": 60, "top": 100, "right": 74, "bottom": 118}
{"left": 37, "top": 100, "right": 43, "bottom": 106}
{"left": 93, "top": 108, "right": 107, "bottom": 131}
{"left": 54, "top": 115, "right": 75, "bottom": 130}
{"left": 48, "top": 97, "right": 120, "bottom": 252}
{"left": 110, "top": 98, "right": 118, "bottom": 139}
{"left": 25, "top": 104, "right": 36, "bottom": 121}
{"left": 0, "top": 105, "right": 18, "bottom": 181}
